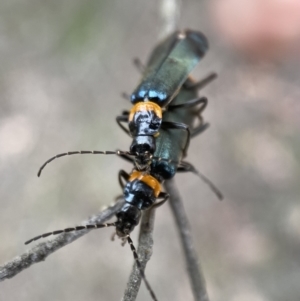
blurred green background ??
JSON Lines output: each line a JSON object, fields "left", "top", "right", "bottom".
{"left": 0, "top": 1, "right": 300, "bottom": 301}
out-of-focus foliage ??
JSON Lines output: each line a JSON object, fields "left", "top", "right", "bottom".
{"left": 0, "top": 1, "right": 299, "bottom": 301}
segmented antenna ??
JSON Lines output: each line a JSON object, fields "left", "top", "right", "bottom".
{"left": 127, "top": 236, "right": 158, "bottom": 301}
{"left": 25, "top": 225, "right": 158, "bottom": 301}
{"left": 37, "top": 150, "right": 133, "bottom": 177}
{"left": 37, "top": 151, "right": 223, "bottom": 200}
{"left": 24, "top": 223, "right": 116, "bottom": 245}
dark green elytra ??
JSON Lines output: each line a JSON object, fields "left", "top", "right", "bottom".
{"left": 131, "top": 30, "right": 208, "bottom": 106}
{"left": 151, "top": 78, "right": 203, "bottom": 180}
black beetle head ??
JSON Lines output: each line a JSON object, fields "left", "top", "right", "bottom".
{"left": 115, "top": 204, "right": 141, "bottom": 237}
{"left": 130, "top": 135, "right": 155, "bottom": 155}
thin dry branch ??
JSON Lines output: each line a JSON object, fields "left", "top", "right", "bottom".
{"left": 165, "top": 178, "right": 210, "bottom": 301}
{"left": 0, "top": 200, "right": 124, "bottom": 282}
{"left": 122, "top": 177, "right": 211, "bottom": 301}
{"left": 122, "top": 208, "right": 156, "bottom": 301}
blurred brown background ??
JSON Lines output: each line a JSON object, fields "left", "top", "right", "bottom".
{"left": 0, "top": 1, "right": 299, "bottom": 301}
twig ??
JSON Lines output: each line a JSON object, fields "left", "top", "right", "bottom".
{"left": 159, "top": 0, "right": 182, "bottom": 38}
{"left": 0, "top": 199, "right": 124, "bottom": 282}
{"left": 122, "top": 208, "right": 156, "bottom": 301}
{"left": 121, "top": 2, "right": 182, "bottom": 299}
{"left": 165, "top": 178, "right": 210, "bottom": 301}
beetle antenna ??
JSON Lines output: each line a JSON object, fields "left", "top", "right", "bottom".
{"left": 24, "top": 223, "right": 116, "bottom": 245}
{"left": 127, "top": 236, "right": 158, "bottom": 301}
{"left": 37, "top": 150, "right": 133, "bottom": 177}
